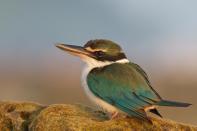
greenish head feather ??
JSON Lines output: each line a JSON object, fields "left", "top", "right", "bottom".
{"left": 84, "top": 39, "right": 126, "bottom": 61}
{"left": 84, "top": 39, "right": 122, "bottom": 53}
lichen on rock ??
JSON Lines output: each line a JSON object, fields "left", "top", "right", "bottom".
{"left": 0, "top": 101, "right": 196, "bottom": 131}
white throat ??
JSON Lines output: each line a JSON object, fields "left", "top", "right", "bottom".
{"left": 82, "top": 56, "right": 129, "bottom": 69}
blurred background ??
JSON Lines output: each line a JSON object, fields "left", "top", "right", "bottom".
{"left": 0, "top": 0, "right": 196, "bottom": 124}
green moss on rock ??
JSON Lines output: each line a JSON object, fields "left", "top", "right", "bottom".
{"left": 0, "top": 101, "right": 196, "bottom": 131}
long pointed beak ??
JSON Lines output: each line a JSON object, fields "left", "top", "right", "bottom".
{"left": 55, "top": 43, "right": 93, "bottom": 58}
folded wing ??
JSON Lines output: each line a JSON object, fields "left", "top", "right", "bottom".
{"left": 87, "top": 63, "right": 161, "bottom": 121}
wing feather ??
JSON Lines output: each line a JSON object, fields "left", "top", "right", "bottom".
{"left": 87, "top": 63, "right": 161, "bottom": 120}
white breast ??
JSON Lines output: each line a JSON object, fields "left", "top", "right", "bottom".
{"left": 81, "top": 58, "right": 129, "bottom": 113}
{"left": 81, "top": 65, "right": 118, "bottom": 113}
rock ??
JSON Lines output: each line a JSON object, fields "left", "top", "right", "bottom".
{"left": 0, "top": 101, "right": 45, "bottom": 131}
{"left": 0, "top": 101, "right": 196, "bottom": 131}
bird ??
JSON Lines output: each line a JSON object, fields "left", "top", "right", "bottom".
{"left": 56, "top": 39, "right": 191, "bottom": 123}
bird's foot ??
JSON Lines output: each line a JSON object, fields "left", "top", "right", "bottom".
{"left": 110, "top": 112, "right": 119, "bottom": 120}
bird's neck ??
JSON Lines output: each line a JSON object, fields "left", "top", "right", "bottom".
{"left": 84, "top": 58, "right": 129, "bottom": 69}
{"left": 81, "top": 58, "right": 130, "bottom": 90}
{"left": 81, "top": 58, "right": 129, "bottom": 84}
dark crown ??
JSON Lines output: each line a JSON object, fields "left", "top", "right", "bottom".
{"left": 84, "top": 39, "right": 127, "bottom": 61}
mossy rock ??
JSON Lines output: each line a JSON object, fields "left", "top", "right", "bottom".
{"left": 0, "top": 101, "right": 196, "bottom": 131}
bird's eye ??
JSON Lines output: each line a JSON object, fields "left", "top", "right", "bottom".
{"left": 94, "top": 51, "right": 104, "bottom": 57}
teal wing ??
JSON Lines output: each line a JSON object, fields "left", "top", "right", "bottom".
{"left": 87, "top": 63, "right": 161, "bottom": 120}
{"left": 130, "top": 63, "right": 162, "bottom": 102}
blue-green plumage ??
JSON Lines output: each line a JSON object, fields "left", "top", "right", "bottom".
{"left": 87, "top": 62, "right": 191, "bottom": 121}
{"left": 87, "top": 62, "right": 160, "bottom": 120}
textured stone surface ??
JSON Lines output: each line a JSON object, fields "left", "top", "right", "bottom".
{"left": 0, "top": 101, "right": 196, "bottom": 131}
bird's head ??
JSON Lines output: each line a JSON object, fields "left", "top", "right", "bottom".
{"left": 56, "top": 39, "right": 128, "bottom": 67}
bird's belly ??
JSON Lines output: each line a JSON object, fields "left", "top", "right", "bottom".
{"left": 83, "top": 84, "right": 118, "bottom": 113}
{"left": 81, "top": 66, "right": 118, "bottom": 113}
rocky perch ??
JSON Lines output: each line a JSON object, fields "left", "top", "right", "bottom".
{"left": 0, "top": 101, "right": 196, "bottom": 131}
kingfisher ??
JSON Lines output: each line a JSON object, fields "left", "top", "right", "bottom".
{"left": 56, "top": 39, "right": 191, "bottom": 122}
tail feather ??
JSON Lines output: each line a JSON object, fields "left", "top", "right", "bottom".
{"left": 149, "top": 108, "right": 163, "bottom": 118}
{"left": 157, "top": 100, "right": 191, "bottom": 107}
